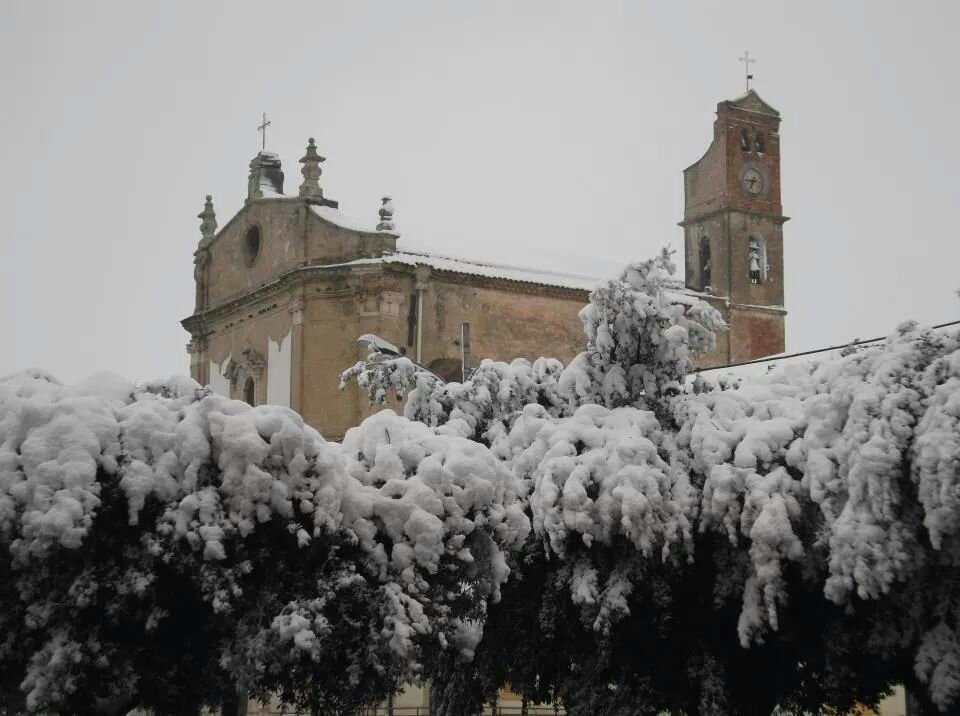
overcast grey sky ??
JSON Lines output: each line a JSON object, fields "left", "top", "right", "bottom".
{"left": 2, "top": 0, "right": 958, "bottom": 383}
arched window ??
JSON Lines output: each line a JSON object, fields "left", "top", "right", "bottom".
{"left": 748, "top": 235, "right": 768, "bottom": 284}
{"left": 699, "top": 236, "right": 712, "bottom": 291}
{"left": 740, "top": 128, "right": 751, "bottom": 151}
{"left": 754, "top": 132, "right": 765, "bottom": 153}
{"left": 243, "top": 376, "right": 256, "bottom": 406}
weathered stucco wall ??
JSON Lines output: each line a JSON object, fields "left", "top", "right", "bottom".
{"left": 199, "top": 291, "right": 296, "bottom": 409}
{"left": 305, "top": 209, "right": 397, "bottom": 265}
{"left": 288, "top": 268, "right": 588, "bottom": 440}
{"left": 419, "top": 276, "right": 587, "bottom": 372}
{"left": 205, "top": 200, "right": 304, "bottom": 308}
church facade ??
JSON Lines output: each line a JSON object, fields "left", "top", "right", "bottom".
{"left": 181, "top": 89, "right": 787, "bottom": 442}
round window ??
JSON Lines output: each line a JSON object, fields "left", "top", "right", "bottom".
{"left": 244, "top": 225, "right": 262, "bottom": 266}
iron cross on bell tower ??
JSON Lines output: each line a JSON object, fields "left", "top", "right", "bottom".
{"left": 257, "top": 112, "right": 271, "bottom": 152}
{"left": 739, "top": 51, "right": 756, "bottom": 92}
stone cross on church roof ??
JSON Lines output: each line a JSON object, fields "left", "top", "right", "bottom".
{"left": 257, "top": 112, "right": 271, "bottom": 152}
{"left": 738, "top": 51, "right": 756, "bottom": 92}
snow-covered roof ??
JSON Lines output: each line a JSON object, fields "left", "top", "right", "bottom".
{"left": 327, "top": 249, "right": 702, "bottom": 301}
{"left": 311, "top": 204, "right": 386, "bottom": 234}
{"left": 380, "top": 250, "right": 602, "bottom": 291}
{"left": 328, "top": 250, "right": 601, "bottom": 292}
{"left": 269, "top": 198, "right": 694, "bottom": 297}
{"left": 248, "top": 197, "right": 388, "bottom": 234}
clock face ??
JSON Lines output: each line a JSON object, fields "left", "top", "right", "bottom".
{"left": 742, "top": 168, "right": 764, "bottom": 196}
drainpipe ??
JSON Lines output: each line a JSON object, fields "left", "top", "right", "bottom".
{"left": 725, "top": 210, "right": 733, "bottom": 364}
{"left": 416, "top": 290, "right": 424, "bottom": 361}
{"left": 414, "top": 266, "right": 431, "bottom": 363}
{"left": 460, "top": 322, "right": 471, "bottom": 381}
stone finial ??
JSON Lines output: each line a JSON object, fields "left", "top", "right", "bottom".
{"left": 197, "top": 194, "right": 217, "bottom": 244}
{"left": 247, "top": 152, "right": 284, "bottom": 201}
{"left": 376, "top": 196, "right": 396, "bottom": 232}
{"left": 298, "top": 137, "right": 326, "bottom": 199}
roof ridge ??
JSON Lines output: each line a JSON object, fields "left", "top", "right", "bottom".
{"left": 393, "top": 248, "right": 601, "bottom": 282}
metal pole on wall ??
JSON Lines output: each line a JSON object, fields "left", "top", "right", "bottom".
{"left": 414, "top": 266, "right": 430, "bottom": 364}
{"left": 460, "top": 322, "right": 471, "bottom": 381}
{"left": 416, "top": 288, "right": 424, "bottom": 362}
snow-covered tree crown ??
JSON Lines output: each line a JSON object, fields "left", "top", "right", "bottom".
{"left": 559, "top": 247, "right": 725, "bottom": 415}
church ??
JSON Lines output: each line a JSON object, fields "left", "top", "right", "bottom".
{"left": 181, "top": 88, "right": 787, "bottom": 441}
{"left": 178, "top": 90, "right": 918, "bottom": 716}
{"left": 179, "top": 90, "right": 790, "bottom": 713}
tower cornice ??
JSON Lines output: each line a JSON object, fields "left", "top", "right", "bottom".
{"left": 679, "top": 207, "right": 790, "bottom": 228}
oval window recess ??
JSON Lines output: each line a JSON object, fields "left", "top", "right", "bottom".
{"left": 244, "top": 226, "right": 262, "bottom": 266}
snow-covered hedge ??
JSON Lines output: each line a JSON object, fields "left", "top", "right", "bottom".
{"left": 343, "top": 250, "right": 960, "bottom": 714}
{"left": 7, "top": 244, "right": 960, "bottom": 713}
{"left": 0, "top": 371, "right": 527, "bottom": 714}
{"left": 480, "top": 321, "right": 960, "bottom": 713}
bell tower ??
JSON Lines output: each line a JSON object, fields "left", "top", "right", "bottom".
{"left": 680, "top": 89, "right": 788, "bottom": 365}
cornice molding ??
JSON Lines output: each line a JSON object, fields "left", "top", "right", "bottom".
{"left": 728, "top": 302, "right": 787, "bottom": 316}
{"left": 182, "top": 261, "right": 592, "bottom": 336}
{"left": 679, "top": 207, "right": 790, "bottom": 228}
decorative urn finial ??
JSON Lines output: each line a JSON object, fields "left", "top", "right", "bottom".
{"left": 376, "top": 196, "right": 395, "bottom": 232}
{"left": 197, "top": 194, "right": 217, "bottom": 243}
{"left": 298, "top": 137, "right": 326, "bottom": 199}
